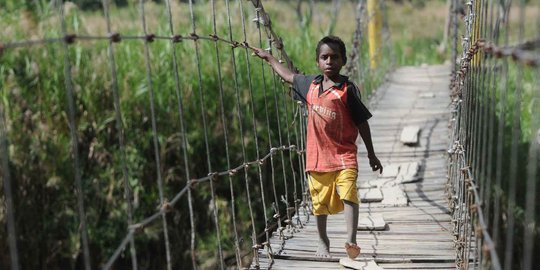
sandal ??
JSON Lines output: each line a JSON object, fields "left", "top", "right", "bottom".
{"left": 345, "top": 242, "right": 361, "bottom": 259}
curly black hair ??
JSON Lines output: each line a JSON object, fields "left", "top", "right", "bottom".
{"left": 315, "top": 36, "right": 347, "bottom": 64}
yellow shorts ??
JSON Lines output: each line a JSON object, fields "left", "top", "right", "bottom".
{"left": 308, "top": 168, "right": 359, "bottom": 215}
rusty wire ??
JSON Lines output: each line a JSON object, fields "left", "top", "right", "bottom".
{"left": 448, "top": 0, "right": 539, "bottom": 269}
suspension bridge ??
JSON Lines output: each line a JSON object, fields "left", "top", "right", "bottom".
{"left": 0, "top": 0, "right": 538, "bottom": 270}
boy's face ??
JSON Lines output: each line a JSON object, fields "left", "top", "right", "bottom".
{"left": 316, "top": 43, "right": 345, "bottom": 78}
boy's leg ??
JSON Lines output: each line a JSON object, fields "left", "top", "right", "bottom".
{"left": 335, "top": 169, "right": 361, "bottom": 258}
{"left": 315, "top": 214, "right": 331, "bottom": 257}
{"left": 308, "top": 171, "right": 342, "bottom": 258}
{"left": 344, "top": 200, "right": 359, "bottom": 245}
{"left": 344, "top": 200, "right": 361, "bottom": 258}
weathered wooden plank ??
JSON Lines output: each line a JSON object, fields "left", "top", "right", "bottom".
{"left": 358, "top": 214, "right": 387, "bottom": 230}
{"left": 380, "top": 186, "right": 409, "bottom": 206}
{"left": 359, "top": 188, "right": 384, "bottom": 202}
{"left": 395, "top": 161, "right": 421, "bottom": 184}
{"left": 380, "top": 164, "right": 401, "bottom": 178}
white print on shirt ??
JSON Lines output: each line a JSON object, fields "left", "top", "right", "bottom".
{"left": 312, "top": 104, "right": 337, "bottom": 120}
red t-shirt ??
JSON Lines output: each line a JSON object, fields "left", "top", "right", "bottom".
{"left": 293, "top": 74, "right": 372, "bottom": 172}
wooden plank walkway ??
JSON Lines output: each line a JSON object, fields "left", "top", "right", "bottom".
{"left": 254, "top": 65, "right": 454, "bottom": 270}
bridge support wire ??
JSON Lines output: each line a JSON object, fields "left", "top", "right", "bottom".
{"left": 138, "top": 0, "right": 174, "bottom": 269}
{"left": 448, "top": 0, "right": 539, "bottom": 269}
{"left": 101, "top": 0, "right": 139, "bottom": 268}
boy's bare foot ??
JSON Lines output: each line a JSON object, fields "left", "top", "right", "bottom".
{"left": 315, "top": 238, "right": 331, "bottom": 258}
{"left": 345, "top": 242, "right": 361, "bottom": 259}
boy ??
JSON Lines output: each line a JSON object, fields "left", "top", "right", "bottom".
{"left": 252, "top": 36, "right": 382, "bottom": 259}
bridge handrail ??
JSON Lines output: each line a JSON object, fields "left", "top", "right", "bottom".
{"left": 447, "top": 0, "right": 539, "bottom": 269}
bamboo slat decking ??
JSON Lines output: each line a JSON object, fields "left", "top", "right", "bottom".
{"left": 254, "top": 65, "right": 455, "bottom": 270}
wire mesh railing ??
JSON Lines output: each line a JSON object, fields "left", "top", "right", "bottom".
{"left": 447, "top": 0, "right": 539, "bottom": 269}
{"left": 0, "top": 0, "right": 394, "bottom": 269}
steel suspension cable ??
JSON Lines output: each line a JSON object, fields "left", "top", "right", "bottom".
{"left": 449, "top": 0, "right": 540, "bottom": 268}
{"left": 471, "top": 1, "right": 485, "bottom": 265}
{"left": 100, "top": 0, "right": 138, "bottom": 268}
{"left": 460, "top": 3, "right": 475, "bottom": 266}
{"left": 477, "top": 2, "right": 489, "bottom": 264}
{"left": 270, "top": 53, "right": 296, "bottom": 232}
{"left": 225, "top": 0, "right": 248, "bottom": 266}
{"left": 492, "top": 0, "right": 510, "bottom": 250}
{"left": 161, "top": 0, "right": 198, "bottom": 268}
{"left": 299, "top": 103, "right": 309, "bottom": 211}
{"left": 238, "top": 0, "right": 262, "bottom": 266}
{"left": 252, "top": 4, "right": 275, "bottom": 250}
{"left": 210, "top": 0, "right": 235, "bottom": 267}
{"left": 276, "top": 76, "right": 304, "bottom": 227}
{"left": 187, "top": 0, "right": 225, "bottom": 268}
{"left": 224, "top": 0, "right": 247, "bottom": 266}
{"left": 481, "top": 0, "right": 497, "bottom": 231}
{"left": 57, "top": 1, "right": 91, "bottom": 269}
{"left": 471, "top": 4, "right": 483, "bottom": 260}
{"left": 275, "top": 70, "right": 299, "bottom": 212}
{"left": 137, "top": 0, "right": 172, "bottom": 268}
{"left": 290, "top": 97, "right": 309, "bottom": 220}
{"left": 253, "top": 3, "right": 290, "bottom": 241}
{"left": 503, "top": 0, "right": 525, "bottom": 267}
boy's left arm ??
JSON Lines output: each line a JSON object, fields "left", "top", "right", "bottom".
{"left": 357, "top": 121, "right": 383, "bottom": 173}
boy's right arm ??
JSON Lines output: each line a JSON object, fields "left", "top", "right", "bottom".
{"left": 252, "top": 48, "right": 295, "bottom": 84}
